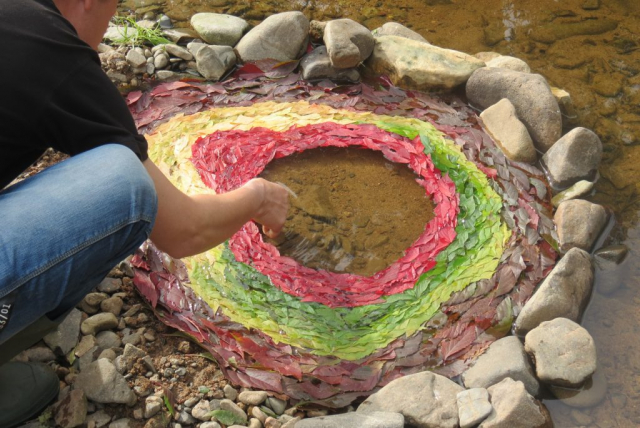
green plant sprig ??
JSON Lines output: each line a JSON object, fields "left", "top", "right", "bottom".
{"left": 107, "top": 15, "right": 171, "bottom": 47}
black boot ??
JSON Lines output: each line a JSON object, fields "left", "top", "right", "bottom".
{"left": 0, "top": 361, "right": 59, "bottom": 427}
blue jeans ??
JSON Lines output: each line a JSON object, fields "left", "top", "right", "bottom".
{"left": 0, "top": 144, "right": 157, "bottom": 347}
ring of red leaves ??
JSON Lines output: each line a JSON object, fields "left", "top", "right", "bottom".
{"left": 191, "top": 122, "right": 459, "bottom": 308}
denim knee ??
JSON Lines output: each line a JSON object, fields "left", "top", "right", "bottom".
{"left": 86, "top": 144, "right": 158, "bottom": 227}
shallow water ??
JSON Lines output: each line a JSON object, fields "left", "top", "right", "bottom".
{"left": 260, "top": 147, "right": 434, "bottom": 276}
{"left": 124, "top": 0, "right": 640, "bottom": 425}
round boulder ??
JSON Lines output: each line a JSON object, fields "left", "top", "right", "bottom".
{"left": 486, "top": 55, "right": 531, "bottom": 73}
{"left": 190, "top": 13, "right": 249, "bottom": 46}
{"left": 525, "top": 318, "right": 597, "bottom": 388}
{"left": 357, "top": 371, "right": 464, "bottom": 428}
{"left": 466, "top": 67, "right": 561, "bottom": 152}
{"left": 541, "top": 127, "right": 602, "bottom": 189}
{"left": 323, "top": 19, "right": 375, "bottom": 68}
{"left": 554, "top": 199, "right": 608, "bottom": 252}
{"left": 235, "top": 11, "right": 309, "bottom": 62}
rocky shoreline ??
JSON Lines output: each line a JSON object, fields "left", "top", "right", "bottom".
{"left": 17, "top": 9, "right": 627, "bottom": 428}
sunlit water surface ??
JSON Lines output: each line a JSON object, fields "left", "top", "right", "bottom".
{"left": 123, "top": 0, "right": 640, "bottom": 425}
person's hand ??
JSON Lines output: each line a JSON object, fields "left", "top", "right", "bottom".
{"left": 243, "top": 178, "right": 290, "bottom": 238}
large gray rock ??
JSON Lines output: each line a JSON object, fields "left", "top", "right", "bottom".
{"left": 296, "top": 411, "right": 404, "bottom": 428}
{"left": 323, "top": 19, "right": 375, "bottom": 68}
{"left": 514, "top": 248, "right": 593, "bottom": 335}
{"left": 554, "top": 199, "right": 608, "bottom": 252}
{"left": 457, "top": 388, "right": 492, "bottom": 428}
{"left": 548, "top": 364, "right": 607, "bottom": 408}
{"left": 190, "top": 13, "right": 249, "bottom": 46}
{"left": 366, "top": 35, "right": 485, "bottom": 91}
{"left": 486, "top": 55, "right": 531, "bottom": 73}
{"left": 44, "top": 308, "right": 82, "bottom": 355}
{"left": 462, "top": 336, "right": 540, "bottom": 397}
{"left": 542, "top": 127, "right": 603, "bottom": 189}
{"left": 81, "top": 313, "right": 118, "bottom": 336}
{"left": 195, "top": 45, "right": 236, "bottom": 81}
{"left": 525, "top": 318, "right": 597, "bottom": 388}
{"left": 75, "top": 359, "right": 136, "bottom": 405}
{"left": 466, "top": 68, "right": 561, "bottom": 152}
{"left": 480, "top": 379, "right": 550, "bottom": 428}
{"left": 300, "top": 46, "right": 360, "bottom": 82}
{"left": 372, "top": 22, "right": 429, "bottom": 43}
{"left": 480, "top": 98, "right": 537, "bottom": 163}
{"left": 358, "top": 371, "right": 464, "bottom": 428}
{"left": 235, "top": 12, "right": 309, "bottom": 62}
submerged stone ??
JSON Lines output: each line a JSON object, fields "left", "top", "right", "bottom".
{"left": 530, "top": 18, "right": 618, "bottom": 44}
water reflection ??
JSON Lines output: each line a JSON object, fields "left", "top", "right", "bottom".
{"left": 123, "top": 0, "right": 640, "bottom": 425}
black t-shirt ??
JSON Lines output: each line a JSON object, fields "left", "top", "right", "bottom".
{"left": 0, "top": 0, "right": 148, "bottom": 189}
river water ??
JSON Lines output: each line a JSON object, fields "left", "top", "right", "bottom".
{"left": 123, "top": 0, "right": 640, "bottom": 426}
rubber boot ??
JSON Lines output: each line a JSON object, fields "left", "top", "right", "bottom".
{"left": 0, "top": 314, "right": 64, "bottom": 427}
{"left": 0, "top": 361, "right": 59, "bottom": 428}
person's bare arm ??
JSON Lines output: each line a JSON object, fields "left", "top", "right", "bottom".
{"left": 143, "top": 159, "right": 289, "bottom": 259}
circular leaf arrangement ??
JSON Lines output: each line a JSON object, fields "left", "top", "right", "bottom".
{"left": 128, "top": 66, "right": 558, "bottom": 407}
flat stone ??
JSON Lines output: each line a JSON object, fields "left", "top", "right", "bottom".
{"left": 297, "top": 411, "right": 404, "bottom": 428}
{"left": 457, "top": 388, "right": 492, "bottom": 428}
{"left": 75, "top": 334, "right": 97, "bottom": 357}
{"left": 55, "top": 389, "right": 88, "bottom": 428}
{"left": 164, "top": 44, "right": 193, "bottom": 61}
{"left": 300, "top": 46, "right": 360, "bottom": 82}
{"left": 542, "top": 127, "right": 603, "bottom": 189}
{"left": 514, "top": 248, "right": 593, "bottom": 335}
{"left": 115, "top": 343, "right": 147, "bottom": 374}
{"left": 551, "top": 180, "right": 594, "bottom": 207}
{"left": 109, "top": 418, "right": 133, "bottom": 428}
{"left": 81, "top": 313, "right": 119, "bottom": 336}
{"left": 162, "top": 28, "right": 198, "bottom": 44}
{"left": 44, "top": 308, "right": 82, "bottom": 355}
{"left": 190, "top": 13, "right": 249, "bottom": 46}
{"left": 238, "top": 391, "right": 268, "bottom": 406}
{"left": 201, "top": 423, "right": 222, "bottom": 428}
{"left": 525, "top": 318, "right": 597, "bottom": 388}
{"left": 223, "top": 384, "right": 238, "bottom": 401}
{"left": 192, "top": 399, "right": 215, "bottom": 421}
{"left": 480, "top": 98, "right": 537, "bottom": 163}
{"left": 236, "top": 11, "right": 309, "bottom": 62}
{"left": 462, "top": 336, "right": 540, "bottom": 397}
{"left": 357, "top": 371, "right": 463, "bottom": 428}
{"left": 549, "top": 364, "right": 607, "bottom": 408}
{"left": 144, "top": 396, "right": 163, "bottom": 419}
{"left": 195, "top": 45, "right": 236, "bottom": 81}
{"left": 554, "top": 199, "right": 608, "bottom": 252}
{"left": 324, "top": 18, "right": 375, "bottom": 68}
{"left": 486, "top": 55, "right": 531, "bottom": 73}
{"left": 479, "top": 379, "right": 549, "bottom": 428}
{"left": 366, "top": 35, "right": 484, "bottom": 91}
{"left": 75, "top": 359, "right": 137, "bottom": 405}
{"left": 466, "top": 67, "right": 561, "bottom": 152}
{"left": 550, "top": 87, "right": 579, "bottom": 127}
{"left": 220, "top": 399, "right": 248, "bottom": 424}
{"left": 100, "top": 296, "right": 123, "bottom": 316}
{"left": 97, "top": 278, "right": 121, "bottom": 293}
{"left": 86, "top": 409, "right": 112, "bottom": 428}
{"left": 95, "top": 331, "right": 122, "bottom": 350}
{"left": 372, "top": 22, "right": 428, "bottom": 43}
{"left": 530, "top": 19, "right": 618, "bottom": 44}
{"left": 84, "top": 292, "right": 109, "bottom": 307}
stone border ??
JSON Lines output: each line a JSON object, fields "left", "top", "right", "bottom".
{"left": 97, "top": 9, "right": 622, "bottom": 428}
